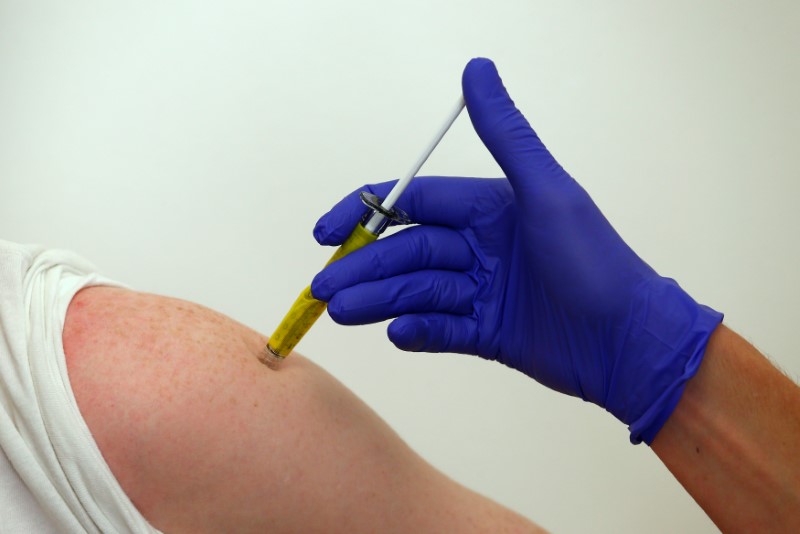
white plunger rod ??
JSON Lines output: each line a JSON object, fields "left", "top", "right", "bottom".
{"left": 363, "top": 96, "right": 466, "bottom": 234}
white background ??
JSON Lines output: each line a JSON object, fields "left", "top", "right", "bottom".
{"left": 1, "top": 1, "right": 798, "bottom": 532}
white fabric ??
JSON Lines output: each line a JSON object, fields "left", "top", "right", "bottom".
{"left": 0, "top": 240, "right": 160, "bottom": 533}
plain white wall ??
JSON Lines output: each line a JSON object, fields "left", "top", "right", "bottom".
{"left": 1, "top": 1, "right": 798, "bottom": 532}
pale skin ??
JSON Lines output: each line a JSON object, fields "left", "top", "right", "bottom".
{"left": 62, "top": 287, "right": 800, "bottom": 532}
{"left": 652, "top": 325, "right": 800, "bottom": 532}
{"left": 62, "top": 286, "right": 544, "bottom": 533}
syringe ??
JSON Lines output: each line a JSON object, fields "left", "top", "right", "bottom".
{"left": 260, "top": 96, "right": 466, "bottom": 369}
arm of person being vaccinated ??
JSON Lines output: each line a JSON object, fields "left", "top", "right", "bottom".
{"left": 64, "top": 286, "right": 543, "bottom": 533}
{"left": 310, "top": 58, "right": 800, "bottom": 531}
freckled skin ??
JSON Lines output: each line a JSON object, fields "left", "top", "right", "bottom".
{"left": 63, "top": 287, "right": 543, "bottom": 533}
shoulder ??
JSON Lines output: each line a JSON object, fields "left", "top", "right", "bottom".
{"left": 64, "top": 287, "right": 459, "bottom": 532}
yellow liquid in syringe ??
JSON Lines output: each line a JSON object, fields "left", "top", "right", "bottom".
{"left": 260, "top": 223, "right": 377, "bottom": 368}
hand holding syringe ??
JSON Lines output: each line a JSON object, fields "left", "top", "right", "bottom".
{"left": 260, "top": 96, "right": 465, "bottom": 369}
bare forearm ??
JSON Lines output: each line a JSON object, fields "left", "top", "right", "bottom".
{"left": 652, "top": 325, "right": 800, "bottom": 532}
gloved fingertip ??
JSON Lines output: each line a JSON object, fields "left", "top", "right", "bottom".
{"left": 310, "top": 271, "right": 331, "bottom": 302}
{"left": 461, "top": 57, "right": 566, "bottom": 189}
{"left": 313, "top": 218, "right": 340, "bottom": 246}
{"left": 464, "top": 57, "right": 495, "bottom": 73}
{"left": 462, "top": 57, "right": 503, "bottom": 100}
{"left": 326, "top": 294, "right": 347, "bottom": 323}
{"left": 388, "top": 317, "right": 427, "bottom": 352}
{"left": 312, "top": 220, "right": 326, "bottom": 244}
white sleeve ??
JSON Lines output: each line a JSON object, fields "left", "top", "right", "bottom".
{"left": 0, "top": 240, "right": 161, "bottom": 534}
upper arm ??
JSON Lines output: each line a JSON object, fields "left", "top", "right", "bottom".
{"left": 63, "top": 287, "right": 541, "bottom": 533}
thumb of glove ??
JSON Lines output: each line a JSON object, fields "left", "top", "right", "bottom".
{"left": 462, "top": 58, "right": 570, "bottom": 197}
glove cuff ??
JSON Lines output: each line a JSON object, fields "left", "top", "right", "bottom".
{"left": 610, "top": 277, "right": 723, "bottom": 445}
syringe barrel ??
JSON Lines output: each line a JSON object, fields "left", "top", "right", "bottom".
{"left": 266, "top": 223, "right": 378, "bottom": 359}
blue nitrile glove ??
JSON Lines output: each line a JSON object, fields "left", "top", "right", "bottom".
{"left": 311, "top": 58, "right": 723, "bottom": 444}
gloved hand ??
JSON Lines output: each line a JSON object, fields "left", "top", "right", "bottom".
{"left": 311, "top": 57, "right": 723, "bottom": 444}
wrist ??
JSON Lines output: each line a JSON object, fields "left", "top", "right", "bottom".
{"left": 652, "top": 325, "right": 800, "bottom": 531}
{"left": 608, "top": 277, "right": 723, "bottom": 444}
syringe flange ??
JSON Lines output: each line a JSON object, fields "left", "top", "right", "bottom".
{"left": 359, "top": 191, "right": 411, "bottom": 235}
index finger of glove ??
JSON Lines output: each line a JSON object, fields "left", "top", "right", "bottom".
{"left": 311, "top": 225, "right": 473, "bottom": 302}
{"left": 313, "top": 177, "right": 489, "bottom": 246}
